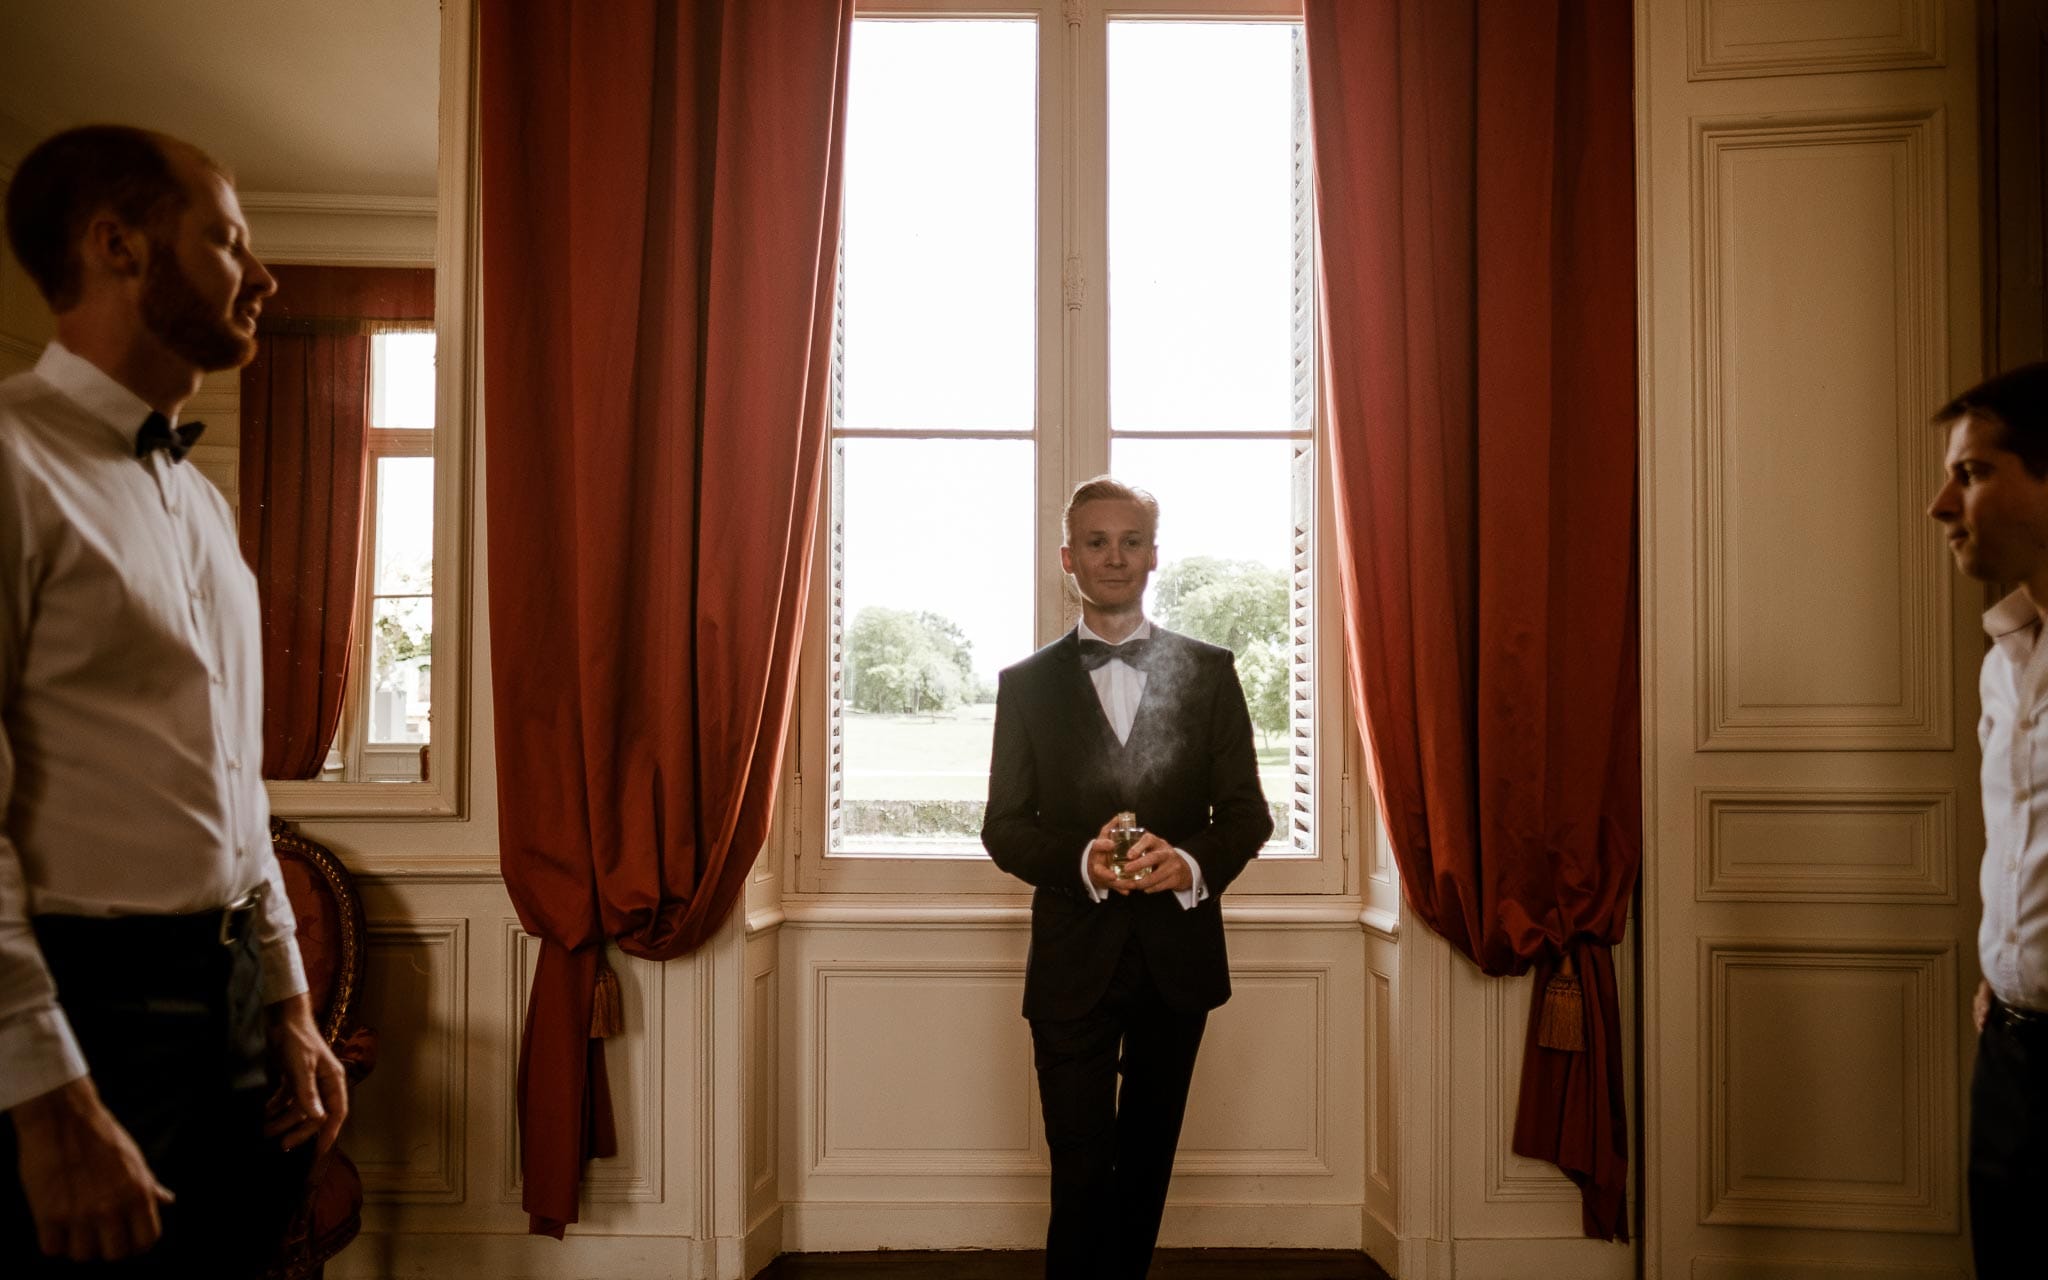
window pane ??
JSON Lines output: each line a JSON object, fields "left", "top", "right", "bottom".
{"left": 841, "top": 20, "right": 1037, "bottom": 432}
{"left": 368, "top": 596, "right": 432, "bottom": 745}
{"left": 373, "top": 457, "right": 435, "bottom": 595}
{"left": 371, "top": 332, "right": 436, "bottom": 430}
{"left": 833, "top": 437, "right": 1035, "bottom": 855}
{"left": 1109, "top": 22, "right": 1304, "bottom": 432}
{"left": 1112, "top": 436, "right": 1312, "bottom": 852}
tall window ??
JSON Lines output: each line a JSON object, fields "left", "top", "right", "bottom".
{"left": 804, "top": 1, "right": 1335, "bottom": 892}
{"left": 336, "top": 331, "right": 436, "bottom": 782}
{"left": 830, "top": 19, "right": 1039, "bottom": 856}
{"left": 1105, "top": 21, "right": 1317, "bottom": 857}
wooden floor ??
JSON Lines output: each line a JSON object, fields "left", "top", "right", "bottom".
{"left": 756, "top": 1250, "right": 1392, "bottom": 1279}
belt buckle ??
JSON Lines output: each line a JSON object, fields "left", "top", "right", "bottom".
{"left": 1996, "top": 997, "right": 2048, "bottom": 1031}
{"left": 219, "top": 882, "right": 267, "bottom": 946}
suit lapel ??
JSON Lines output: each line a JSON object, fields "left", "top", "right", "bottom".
{"left": 1054, "top": 630, "right": 1124, "bottom": 760}
{"left": 1122, "top": 629, "right": 1189, "bottom": 760}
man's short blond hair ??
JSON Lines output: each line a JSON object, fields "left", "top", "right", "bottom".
{"left": 1062, "top": 476, "right": 1160, "bottom": 545}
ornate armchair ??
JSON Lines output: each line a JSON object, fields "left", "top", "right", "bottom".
{"left": 262, "top": 818, "right": 377, "bottom": 1280}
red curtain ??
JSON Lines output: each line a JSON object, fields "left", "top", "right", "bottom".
{"left": 479, "top": 0, "right": 852, "bottom": 1236}
{"left": 240, "top": 266, "right": 434, "bottom": 780}
{"left": 1305, "top": 0, "right": 1640, "bottom": 1240}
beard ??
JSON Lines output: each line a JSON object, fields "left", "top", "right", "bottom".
{"left": 141, "top": 244, "right": 257, "bottom": 372}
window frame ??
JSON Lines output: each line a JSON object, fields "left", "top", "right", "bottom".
{"left": 332, "top": 348, "right": 437, "bottom": 783}
{"left": 786, "top": 0, "right": 1364, "bottom": 898}
{"left": 260, "top": 0, "right": 476, "bottom": 819}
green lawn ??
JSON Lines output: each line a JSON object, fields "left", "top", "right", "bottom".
{"left": 843, "top": 704, "right": 1290, "bottom": 802}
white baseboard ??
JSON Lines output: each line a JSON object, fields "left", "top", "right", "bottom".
{"left": 782, "top": 1201, "right": 1043, "bottom": 1252}
{"left": 781, "top": 1200, "right": 1362, "bottom": 1253}
{"left": 1450, "top": 1235, "right": 1634, "bottom": 1280}
{"left": 1159, "top": 1203, "right": 1364, "bottom": 1249}
{"left": 328, "top": 1217, "right": 1626, "bottom": 1279}
{"left": 1361, "top": 1206, "right": 1399, "bottom": 1276}
{"left": 1400, "top": 1236, "right": 1452, "bottom": 1280}
{"left": 746, "top": 1202, "right": 784, "bottom": 1278}
{"left": 328, "top": 1232, "right": 712, "bottom": 1280}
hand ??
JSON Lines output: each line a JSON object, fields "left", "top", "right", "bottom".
{"left": 10, "top": 1077, "right": 174, "bottom": 1262}
{"left": 263, "top": 993, "right": 348, "bottom": 1154}
{"left": 1086, "top": 819, "right": 1124, "bottom": 891}
{"left": 1118, "top": 835, "right": 1192, "bottom": 895}
{"left": 1975, "top": 978, "right": 1992, "bottom": 1033}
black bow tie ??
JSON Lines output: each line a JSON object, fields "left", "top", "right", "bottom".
{"left": 1078, "top": 636, "right": 1153, "bottom": 672}
{"left": 136, "top": 412, "right": 205, "bottom": 464}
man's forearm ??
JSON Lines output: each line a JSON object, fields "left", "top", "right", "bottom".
{"left": 0, "top": 1004, "right": 88, "bottom": 1114}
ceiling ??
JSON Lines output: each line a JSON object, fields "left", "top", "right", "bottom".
{"left": 0, "top": 0, "right": 440, "bottom": 198}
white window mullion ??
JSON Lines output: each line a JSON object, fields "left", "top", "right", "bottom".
{"left": 1054, "top": 0, "right": 1111, "bottom": 642}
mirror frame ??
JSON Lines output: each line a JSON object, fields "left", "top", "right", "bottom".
{"left": 262, "top": 0, "right": 477, "bottom": 818}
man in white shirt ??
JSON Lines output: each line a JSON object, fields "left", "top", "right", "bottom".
{"left": 0, "top": 125, "right": 347, "bottom": 1273}
{"left": 1928, "top": 360, "right": 2048, "bottom": 1278}
{"left": 982, "top": 478, "right": 1271, "bottom": 1279}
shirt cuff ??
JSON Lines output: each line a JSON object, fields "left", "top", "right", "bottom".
{"left": 254, "top": 856, "right": 309, "bottom": 1004}
{"left": 1081, "top": 841, "right": 1107, "bottom": 903}
{"left": 0, "top": 1005, "right": 88, "bottom": 1113}
{"left": 1172, "top": 848, "right": 1208, "bottom": 911}
{"left": 258, "top": 935, "right": 309, "bottom": 1005}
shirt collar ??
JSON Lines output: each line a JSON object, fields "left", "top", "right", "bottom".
{"left": 34, "top": 340, "right": 168, "bottom": 451}
{"left": 1076, "top": 616, "right": 1152, "bottom": 645}
{"left": 1984, "top": 588, "right": 2044, "bottom": 668}
{"left": 1985, "top": 589, "right": 2040, "bottom": 641}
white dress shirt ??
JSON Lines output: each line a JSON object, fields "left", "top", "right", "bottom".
{"left": 0, "top": 342, "right": 306, "bottom": 1112}
{"left": 1977, "top": 589, "right": 2048, "bottom": 1011}
{"left": 1073, "top": 618, "right": 1207, "bottom": 911}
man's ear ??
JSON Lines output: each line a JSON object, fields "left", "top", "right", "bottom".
{"left": 78, "top": 212, "right": 147, "bottom": 284}
{"left": 1059, "top": 545, "right": 1075, "bottom": 575}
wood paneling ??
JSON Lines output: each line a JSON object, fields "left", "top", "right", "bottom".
{"left": 354, "top": 920, "right": 467, "bottom": 1203}
{"left": 1701, "top": 939, "right": 1957, "bottom": 1231}
{"left": 1695, "top": 109, "right": 1951, "bottom": 751}
{"left": 1690, "top": 0, "right": 1943, "bottom": 79}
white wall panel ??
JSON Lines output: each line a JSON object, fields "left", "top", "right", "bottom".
{"left": 1701, "top": 939, "right": 1957, "bottom": 1232}
{"left": 1179, "top": 966, "right": 1330, "bottom": 1176}
{"left": 355, "top": 920, "right": 467, "bottom": 1203}
{"left": 1690, "top": 0, "right": 1944, "bottom": 79}
{"left": 811, "top": 962, "right": 1042, "bottom": 1177}
{"left": 1694, "top": 109, "right": 1950, "bottom": 751}
{"left": 1698, "top": 786, "right": 1956, "bottom": 901}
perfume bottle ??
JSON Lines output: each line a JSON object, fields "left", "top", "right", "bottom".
{"left": 1109, "top": 810, "right": 1145, "bottom": 881}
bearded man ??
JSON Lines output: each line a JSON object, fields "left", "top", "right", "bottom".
{"left": 0, "top": 125, "right": 347, "bottom": 1275}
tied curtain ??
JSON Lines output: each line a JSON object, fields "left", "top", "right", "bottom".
{"left": 1305, "top": 0, "right": 1641, "bottom": 1240}
{"left": 478, "top": 0, "right": 853, "bottom": 1236}
{"left": 240, "top": 265, "right": 435, "bottom": 780}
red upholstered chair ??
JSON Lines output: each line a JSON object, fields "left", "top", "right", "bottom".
{"left": 262, "top": 818, "right": 376, "bottom": 1280}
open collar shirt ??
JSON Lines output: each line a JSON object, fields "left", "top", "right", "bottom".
{"left": 1978, "top": 588, "right": 2048, "bottom": 1011}
{"left": 0, "top": 342, "right": 305, "bottom": 1112}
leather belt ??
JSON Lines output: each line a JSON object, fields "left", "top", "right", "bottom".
{"left": 33, "top": 881, "right": 270, "bottom": 955}
{"left": 1989, "top": 996, "right": 2048, "bottom": 1033}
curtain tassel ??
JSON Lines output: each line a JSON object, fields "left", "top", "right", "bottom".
{"left": 590, "top": 955, "right": 624, "bottom": 1039}
{"left": 1536, "top": 952, "right": 1585, "bottom": 1053}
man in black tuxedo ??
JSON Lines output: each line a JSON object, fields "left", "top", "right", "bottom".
{"left": 983, "top": 477, "right": 1272, "bottom": 1279}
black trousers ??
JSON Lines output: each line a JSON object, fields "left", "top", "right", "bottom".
{"left": 1030, "top": 937, "right": 1208, "bottom": 1280}
{"left": 1969, "top": 1000, "right": 2048, "bottom": 1279}
{"left": 0, "top": 912, "right": 312, "bottom": 1277}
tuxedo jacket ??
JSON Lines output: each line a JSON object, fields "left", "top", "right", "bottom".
{"left": 982, "top": 626, "right": 1273, "bottom": 1022}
